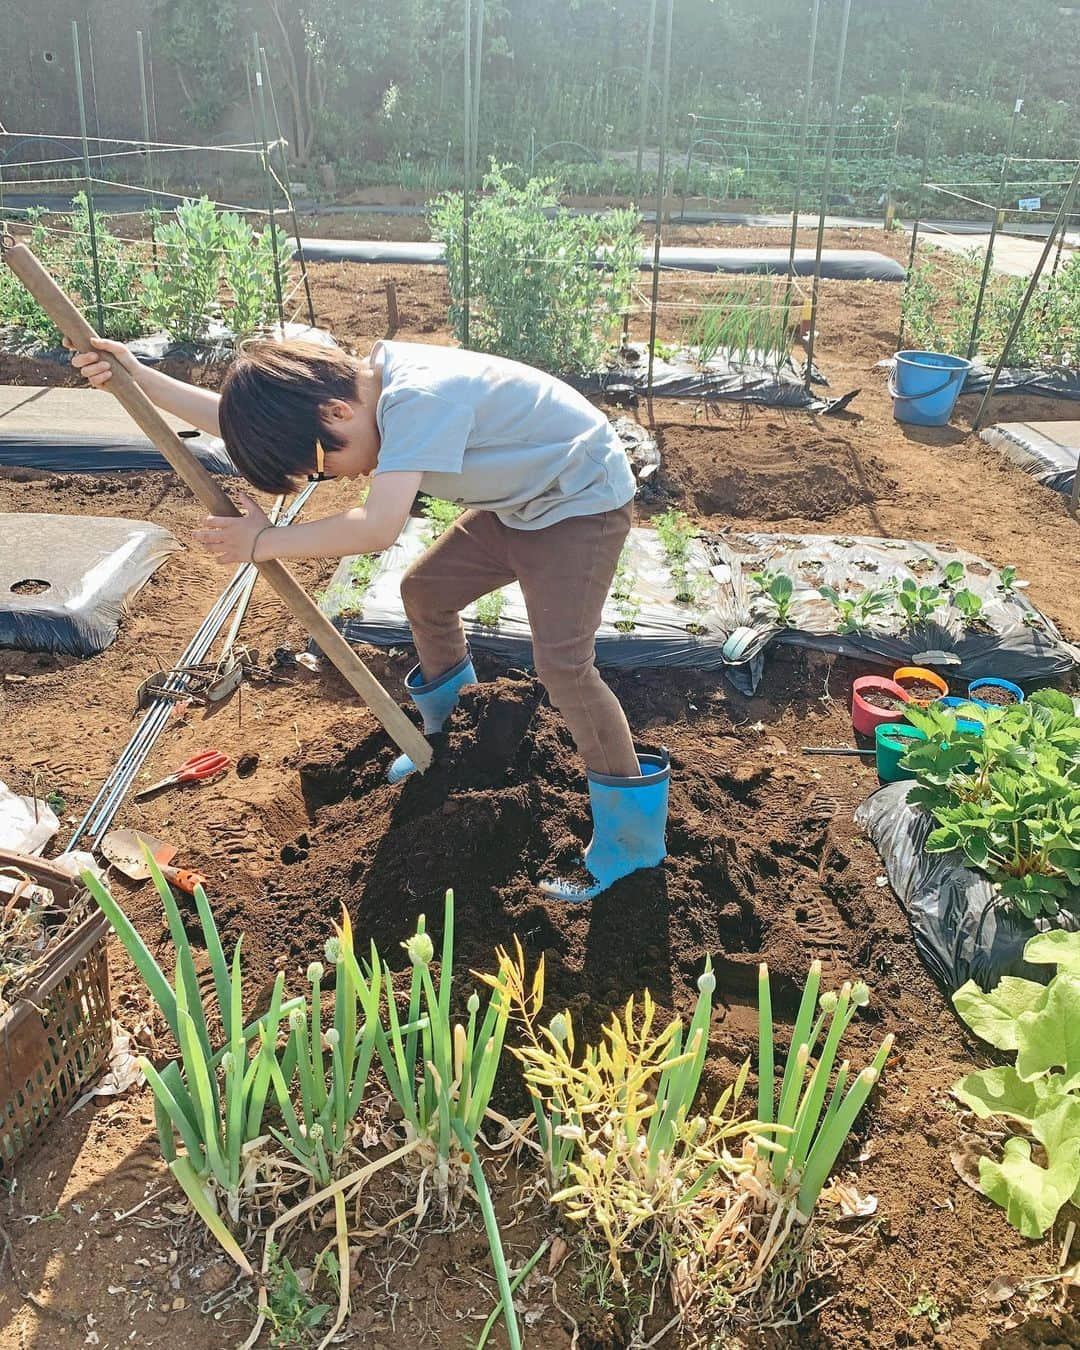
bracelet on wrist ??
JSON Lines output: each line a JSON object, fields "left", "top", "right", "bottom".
{"left": 250, "top": 524, "right": 274, "bottom": 563}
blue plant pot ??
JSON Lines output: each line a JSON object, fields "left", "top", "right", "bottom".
{"left": 967, "top": 678, "right": 1024, "bottom": 710}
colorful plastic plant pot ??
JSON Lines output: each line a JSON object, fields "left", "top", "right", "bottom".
{"left": 851, "top": 675, "right": 912, "bottom": 737}
{"left": 893, "top": 666, "right": 949, "bottom": 706}
{"left": 967, "top": 677, "right": 1025, "bottom": 710}
{"left": 937, "top": 696, "right": 984, "bottom": 730}
{"left": 875, "top": 722, "right": 928, "bottom": 782}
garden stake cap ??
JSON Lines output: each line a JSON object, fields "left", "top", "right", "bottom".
{"left": 0, "top": 240, "right": 432, "bottom": 772}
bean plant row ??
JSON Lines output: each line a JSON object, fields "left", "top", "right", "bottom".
{"left": 901, "top": 246, "right": 1080, "bottom": 370}
{"left": 0, "top": 195, "right": 291, "bottom": 348}
{"left": 431, "top": 164, "right": 639, "bottom": 376}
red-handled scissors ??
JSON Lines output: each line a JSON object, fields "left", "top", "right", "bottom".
{"left": 135, "top": 749, "right": 231, "bottom": 800}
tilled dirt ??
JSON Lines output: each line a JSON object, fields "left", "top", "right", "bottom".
{"left": 1, "top": 225, "right": 1079, "bottom": 1349}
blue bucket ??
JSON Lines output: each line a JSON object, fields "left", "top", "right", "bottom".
{"left": 890, "top": 351, "right": 972, "bottom": 427}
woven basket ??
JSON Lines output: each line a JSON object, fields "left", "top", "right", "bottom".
{"left": 0, "top": 852, "right": 111, "bottom": 1170}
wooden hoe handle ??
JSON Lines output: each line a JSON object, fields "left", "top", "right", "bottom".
{"left": 2, "top": 242, "right": 432, "bottom": 770}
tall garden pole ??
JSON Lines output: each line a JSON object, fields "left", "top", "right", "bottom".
{"left": 973, "top": 154, "right": 1080, "bottom": 432}
{"left": 882, "top": 78, "right": 906, "bottom": 232}
{"left": 85, "top": 13, "right": 104, "bottom": 171}
{"left": 471, "top": 0, "right": 484, "bottom": 181}
{"left": 897, "top": 121, "right": 934, "bottom": 349}
{"left": 462, "top": 0, "right": 473, "bottom": 349}
{"left": 635, "top": 0, "right": 658, "bottom": 202}
{"left": 71, "top": 20, "right": 106, "bottom": 334}
{"left": 137, "top": 31, "right": 157, "bottom": 267}
{"left": 646, "top": 0, "right": 675, "bottom": 397}
{"left": 262, "top": 49, "right": 317, "bottom": 329}
{"left": 966, "top": 83, "right": 1024, "bottom": 359}
{"left": 803, "top": 0, "right": 853, "bottom": 390}
{"left": 251, "top": 35, "right": 286, "bottom": 333}
{"left": 786, "top": 0, "right": 822, "bottom": 287}
{"left": 1050, "top": 162, "right": 1079, "bottom": 278}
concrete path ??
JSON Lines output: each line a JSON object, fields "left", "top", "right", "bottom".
{"left": 919, "top": 229, "right": 1075, "bottom": 278}
{"left": 0, "top": 384, "right": 192, "bottom": 437}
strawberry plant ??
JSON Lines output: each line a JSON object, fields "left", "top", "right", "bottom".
{"left": 902, "top": 691, "right": 1080, "bottom": 919}
{"left": 818, "top": 584, "right": 893, "bottom": 635}
{"left": 951, "top": 928, "right": 1080, "bottom": 1238}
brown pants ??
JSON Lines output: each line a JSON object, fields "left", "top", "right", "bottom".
{"left": 400, "top": 503, "right": 640, "bottom": 778}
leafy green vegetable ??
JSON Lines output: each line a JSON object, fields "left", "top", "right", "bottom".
{"left": 903, "top": 692, "right": 1080, "bottom": 919}
{"left": 952, "top": 931, "right": 1080, "bottom": 1239}
{"left": 951, "top": 588, "right": 986, "bottom": 629}
{"left": 818, "top": 583, "right": 893, "bottom": 634}
{"left": 750, "top": 570, "right": 796, "bottom": 626}
{"left": 892, "top": 578, "right": 946, "bottom": 629}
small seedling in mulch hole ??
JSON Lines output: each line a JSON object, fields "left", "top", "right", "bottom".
{"left": 474, "top": 590, "right": 507, "bottom": 629}
{"left": 236, "top": 753, "right": 259, "bottom": 780}
{"left": 818, "top": 584, "right": 892, "bottom": 635}
{"left": 997, "top": 565, "right": 1024, "bottom": 596}
{"left": 421, "top": 496, "right": 464, "bottom": 546}
{"left": 750, "top": 570, "right": 796, "bottom": 626}
{"left": 941, "top": 560, "right": 966, "bottom": 590}
{"left": 892, "top": 578, "right": 945, "bottom": 629}
{"left": 610, "top": 546, "right": 643, "bottom": 630}
{"left": 951, "top": 589, "right": 992, "bottom": 632}
{"left": 45, "top": 790, "right": 67, "bottom": 814}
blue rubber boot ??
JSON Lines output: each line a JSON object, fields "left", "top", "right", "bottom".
{"left": 387, "top": 652, "right": 476, "bottom": 784}
{"left": 540, "top": 750, "right": 670, "bottom": 902}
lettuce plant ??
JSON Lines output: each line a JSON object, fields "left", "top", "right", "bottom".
{"left": 952, "top": 929, "right": 1080, "bottom": 1238}
{"left": 902, "top": 691, "right": 1080, "bottom": 919}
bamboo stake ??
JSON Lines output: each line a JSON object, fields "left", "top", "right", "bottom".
{"left": 1, "top": 241, "right": 433, "bottom": 769}
{"left": 646, "top": 0, "right": 674, "bottom": 397}
{"left": 804, "top": 0, "right": 853, "bottom": 389}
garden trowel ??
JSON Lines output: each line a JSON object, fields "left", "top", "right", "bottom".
{"left": 101, "top": 827, "right": 207, "bottom": 895}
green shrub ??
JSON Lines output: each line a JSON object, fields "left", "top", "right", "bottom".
{"left": 431, "top": 163, "right": 639, "bottom": 374}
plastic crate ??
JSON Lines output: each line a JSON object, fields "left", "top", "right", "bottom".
{"left": 0, "top": 853, "right": 111, "bottom": 1170}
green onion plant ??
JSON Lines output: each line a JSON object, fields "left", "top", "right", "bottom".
{"left": 756, "top": 961, "right": 893, "bottom": 1218}
{"left": 84, "top": 858, "right": 302, "bottom": 1270}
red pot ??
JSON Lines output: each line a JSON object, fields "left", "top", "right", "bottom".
{"left": 852, "top": 676, "right": 912, "bottom": 737}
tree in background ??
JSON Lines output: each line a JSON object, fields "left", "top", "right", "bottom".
{"left": 154, "top": 0, "right": 1078, "bottom": 168}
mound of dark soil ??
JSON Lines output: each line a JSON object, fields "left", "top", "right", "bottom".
{"left": 240, "top": 675, "right": 877, "bottom": 1064}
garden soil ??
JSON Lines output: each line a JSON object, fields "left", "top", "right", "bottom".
{"left": 1, "top": 222, "right": 1079, "bottom": 1349}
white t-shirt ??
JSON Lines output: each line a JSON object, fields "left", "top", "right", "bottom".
{"left": 371, "top": 341, "right": 635, "bottom": 530}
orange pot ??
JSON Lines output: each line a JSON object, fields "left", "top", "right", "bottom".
{"left": 893, "top": 666, "right": 949, "bottom": 706}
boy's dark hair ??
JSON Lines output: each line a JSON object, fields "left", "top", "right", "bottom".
{"left": 218, "top": 339, "right": 361, "bottom": 492}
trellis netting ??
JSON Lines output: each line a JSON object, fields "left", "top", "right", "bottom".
{"left": 319, "top": 526, "right": 1077, "bottom": 686}
{"left": 0, "top": 513, "right": 179, "bottom": 656}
